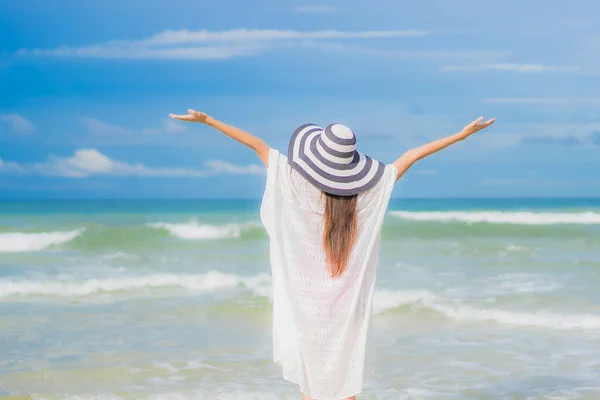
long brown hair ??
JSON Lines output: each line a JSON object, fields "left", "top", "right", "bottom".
{"left": 322, "top": 192, "right": 358, "bottom": 277}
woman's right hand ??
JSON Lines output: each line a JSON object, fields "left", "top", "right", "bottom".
{"left": 169, "top": 109, "right": 214, "bottom": 124}
{"left": 460, "top": 116, "right": 496, "bottom": 137}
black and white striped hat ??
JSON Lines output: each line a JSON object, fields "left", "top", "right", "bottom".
{"left": 288, "top": 123, "right": 385, "bottom": 196}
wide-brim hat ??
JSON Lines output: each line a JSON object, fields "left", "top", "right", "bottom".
{"left": 287, "top": 123, "right": 385, "bottom": 196}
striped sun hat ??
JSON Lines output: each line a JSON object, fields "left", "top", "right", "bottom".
{"left": 287, "top": 123, "right": 385, "bottom": 196}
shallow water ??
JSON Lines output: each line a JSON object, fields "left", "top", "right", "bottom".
{"left": 1, "top": 199, "right": 600, "bottom": 399}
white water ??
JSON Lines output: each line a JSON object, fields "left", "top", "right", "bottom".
{"left": 3, "top": 271, "right": 598, "bottom": 331}
{"left": 0, "top": 271, "right": 271, "bottom": 297}
{"left": 0, "top": 228, "right": 85, "bottom": 252}
{"left": 388, "top": 210, "right": 600, "bottom": 224}
{"left": 33, "top": 391, "right": 299, "bottom": 400}
{"left": 373, "top": 289, "right": 600, "bottom": 330}
{"left": 147, "top": 219, "right": 259, "bottom": 239}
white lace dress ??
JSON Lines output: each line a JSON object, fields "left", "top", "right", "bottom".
{"left": 260, "top": 147, "right": 397, "bottom": 400}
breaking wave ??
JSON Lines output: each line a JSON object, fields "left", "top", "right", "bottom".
{"left": 147, "top": 219, "right": 260, "bottom": 239}
{"left": 0, "top": 228, "right": 85, "bottom": 253}
{"left": 388, "top": 211, "right": 600, "bottom": 225}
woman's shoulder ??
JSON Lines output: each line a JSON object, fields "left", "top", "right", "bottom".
{"left": 356, "top": 163, "right": 396, "bottom": 209}
{"left": 268, "top": 147, "right": 291, "bottom": 170}
{"left": 267, "top": 147, "right": 322, "bottom": 209}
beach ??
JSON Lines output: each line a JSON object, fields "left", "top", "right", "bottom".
{"left": 1, "top": 198, "right": 600, "bottom": 399}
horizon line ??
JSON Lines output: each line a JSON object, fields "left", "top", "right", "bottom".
{"left": 1, "top": 196, "right": 600, "bottom": 201}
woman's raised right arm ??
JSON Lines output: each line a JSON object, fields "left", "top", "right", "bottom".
{"left": 392, "top": 116, "right": 495, "bottom": 182}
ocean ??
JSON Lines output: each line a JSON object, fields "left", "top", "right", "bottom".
{"left": 1, "top": 198, "right": 600, "bottom": 400}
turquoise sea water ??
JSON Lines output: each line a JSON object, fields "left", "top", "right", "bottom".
{"left": 1, "top": 198, "right": 600, "bottom": 399}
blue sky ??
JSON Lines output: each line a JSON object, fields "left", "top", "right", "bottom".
{"left": 1, "top": 0, "right": 599, "bottom": 199}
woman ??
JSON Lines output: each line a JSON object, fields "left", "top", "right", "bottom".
{"left": 169, "top": 109, "right": 495, "bottom": 400}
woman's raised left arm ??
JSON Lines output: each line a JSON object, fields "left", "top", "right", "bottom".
{"left": 169, "top": 109, "right": 270, "bottom": 166}
{"left": 392, "top": 116, "right": 495, "bottom": 182}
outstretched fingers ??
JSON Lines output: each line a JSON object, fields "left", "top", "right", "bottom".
{"left": 476, "top": 118, "right": 496, "bottom": 129}
{"left": 168, "top": 109, "right": 209, "bottom": 123}
{"left": 466, "top": 116, "right": 495, "bottom": 133}
{"left": 169, "top": 113, "right": 194, "bottom": 121}
{"left": 465, "top": 116, "right": 484, "bottom": 129}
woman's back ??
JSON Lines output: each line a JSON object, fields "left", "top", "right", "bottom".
{"left": 260, "top": 147, "right": 397, "bottom": 399}
{"left": 168, "top": 110, "right": 494, "bottom": 400}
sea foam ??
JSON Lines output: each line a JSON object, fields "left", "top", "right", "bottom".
{"left": 0, "top": 228, "right": 85, "bottom": 253}
{"left": 4, "top": 271, "right": 598, "bottom": 331}
{"left": 147, "top": 219, "right": 259, "bottom": 239}
{"left": 32, "top": 390, "right": 297, "bottom": 400}
{"left": 0, "top": 271, "right": 271, "bottom": 298}
{"left": 373, "top": 289, "right": 600, "bottom": 330}
{"left": 388, "top": 210, "right": 600, "bottom": 225}
{"left": 478, "top": 273, "right": 563, "bottom": 295}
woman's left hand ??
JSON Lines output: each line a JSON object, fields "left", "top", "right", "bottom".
{"left": 169, "top": 109, "right": 213, "bottom": 124}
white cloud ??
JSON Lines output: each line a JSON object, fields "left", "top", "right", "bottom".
{"left": 17, "top": 28, "right": 431, "bottom": 60}
{"left": 26, "top": 45, "right": 263, "bottom": 60}
{"left": 471, "top": 133, "right": 523, "bottom": 149}
{"left": 0, "top": 114, "right": 37, "bottom": 133}
{"left": 81, "top": 117, "right": 186, "bottom": 135}
{"left": 471, "top": 121, "right": 600, "bottom": 149}
{"left": 204, "top": 160, "right": 265, "bottom": 175}
{"left": 299, "top": 41, "right": 507, "bottom": 62}
{"left": 294, "top": 5, "right": 336, "bottom": 13}
{"left": 482, "top": 97, "right": 600, "bottom": 107}
{"left": 139, "top": 29, "right": 429, "bottom": 45}
{"left": 0, "top": 157, "right": 26, "bottom": 173}
{"left": 483, "top": 97, "right": 569, "bottom": 104}
{"left": 162, "top": 118, "right": 188, "bottom": 134}
{"left": 0, "top": 149, "right": 265, "bottom": 178}
{"left": 440, "top": 63, "right": 579, "bottom": 73}
{"left": 34, "top": 149, "right": 213, "bottom": 177}
{"left": 39, "top": 149, "right": 115, "bottom": 177}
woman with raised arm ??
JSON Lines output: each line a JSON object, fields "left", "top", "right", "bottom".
{"left": 169, "top": 109, "right": 495, "bottom": 400}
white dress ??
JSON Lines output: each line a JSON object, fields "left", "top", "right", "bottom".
{"left": 260, "top": 147, "right": 397, "bottom": 400}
